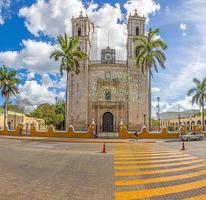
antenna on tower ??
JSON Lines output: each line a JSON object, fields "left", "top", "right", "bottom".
{"left": 107, "top": 31, "right": 110, "bottom": 47}
{"left": 91, "top": 25, "right": 101, "bottom": 61}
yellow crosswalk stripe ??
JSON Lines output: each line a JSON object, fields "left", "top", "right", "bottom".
{"left": 115, "top": 162, "right": 206, "bottom": 176}
{"left": 115, "top": 178, "right": 206, "bottom": 200}
{"left": 183, "top": 194, "right": 206, "bottom": 200}
{"left": 114, "top": 156, "right": 196, "bottom": 165}
{"left": 114, "top": 154, "right": 188, "bottom": 160}
{"left": 114, "top": 144, "right": 206, "bottom": 200}
{"left": 115, "top": 168, "right": 206, "bottom": 186}
{"left": 114, "top": 159, "right": 204, "bottom": 170}
{"left": 114, "top": 153, "right": 184, "bottom": 157}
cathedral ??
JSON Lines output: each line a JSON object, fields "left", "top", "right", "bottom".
{"left": 68, "top": 11, "right": 149, "bottom": 132}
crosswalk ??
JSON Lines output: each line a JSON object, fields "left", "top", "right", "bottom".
{"left": 113, "top": 143, "right": 206, "bottom": 200}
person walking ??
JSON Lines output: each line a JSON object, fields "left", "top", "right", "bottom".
{"left": 92, "top": 129, "right": 97, "bottom": 138}
{"left": 19, "top": 126, "right": 23, "bottom": 136}
{"left": 134, "top": 130, "right": 139, "bottom": 142}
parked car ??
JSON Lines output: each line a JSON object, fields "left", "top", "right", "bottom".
{"left": 181, "top": 132, "right": 205, "bottom": 141}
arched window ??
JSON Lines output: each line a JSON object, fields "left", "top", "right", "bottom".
{"left": 136, "top": 26, "right": 139, "bottom": 36}
{"left": 78, "top": 27, "right": 82, "bottom": 36}
{"left": 197, "top": 120, "right": 201, "bottom": 125}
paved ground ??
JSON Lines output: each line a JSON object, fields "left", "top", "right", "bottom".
{"left": 0, "top": 139, "right": 114, "bottom": 200}
{"left": 2, "top": 137, "right": 206, "bottom": 199}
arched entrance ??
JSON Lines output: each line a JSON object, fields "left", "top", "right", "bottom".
{"left": 103, "top": 112, "right": 113, "bottom": 132}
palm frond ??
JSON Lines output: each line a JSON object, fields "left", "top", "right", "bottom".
{"left": 193, "top": 78, "right": 201, "bottom": 85}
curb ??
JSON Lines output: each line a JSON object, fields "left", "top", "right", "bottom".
{"left": 0, "top": 136, "right": 129, "bottom": 144}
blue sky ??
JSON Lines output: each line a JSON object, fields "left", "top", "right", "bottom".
{"left": 0, "top": 0, "right": 205, "bottom": 114}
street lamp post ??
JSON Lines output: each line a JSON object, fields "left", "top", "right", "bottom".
{"left": 178, "top": 114, "right": 181, "bottom": 129}
{"left": 143, "top": 114, "right": 146, "bottom": 126}
{"left": 177, "top": 104, "right": 181, "bottom": 129}
{"left": 55, "top": 97, "right": 58, "bottom": 129}
{"left": 157, "top": 97, "right": 160, "bottom": 131}
{"left": 14, "top": 111, "right": 17, "bottom": 130}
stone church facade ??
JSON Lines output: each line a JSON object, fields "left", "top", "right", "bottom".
{"left": 68, "top": 11, "right": 149, "bottom": 132}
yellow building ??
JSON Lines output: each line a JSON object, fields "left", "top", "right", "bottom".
{"left": 160, "top": 115, "right": 203, "bottom": 131}
{"left": 0, "top": 111, "right": 46, "bottom": 132}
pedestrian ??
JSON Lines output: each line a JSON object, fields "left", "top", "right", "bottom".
{"left": 178, "top": 126, "right": 182, "bottom": 140}
{"left": 134, "top": 130, "right": 139, "bottom": 141}
{"left": 92, "top": 129, "right": 96, "bottom": 138}
{"left": 19, "top": 126, "right": 23, "bottom": 136}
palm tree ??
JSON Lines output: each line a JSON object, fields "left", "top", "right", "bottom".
{"left": 134, "top": 28, "right": 167, "bottom": 130}
{"left": 187, "top": 77, "right": 206, "bottom": 131}
{"left": 0, "top": 65, "right": 21, "bottom": 129}
{"left": 50, "top": 33, "right": 87, "bottom": 130}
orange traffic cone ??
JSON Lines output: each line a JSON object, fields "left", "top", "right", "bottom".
{"left": 102, "top": 143, "right": 106, "bottom": 153}
{"left": 181, "top": 141, "right": 185, "bottom": 151}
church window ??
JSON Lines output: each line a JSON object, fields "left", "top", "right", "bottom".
{"left": 136, "top": 26, "right": 139, "bottom": 36}
{"left": 78, "top": 27, "right": 82, "bottom": 36}
{"left": 105, "top": 90, "right": 112, "bottom": 101}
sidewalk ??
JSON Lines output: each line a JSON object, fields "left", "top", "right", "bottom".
{"left": 0, "top": 135, "right": 130, "bottom": 143}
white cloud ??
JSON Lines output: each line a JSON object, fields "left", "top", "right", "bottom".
{"left": 0, "top": 0, "right": 10, "bottom": 25}
{"left": 27, "top": 72, "right": 35, "bottom": 80}
{"left": 165, "top": 6, "right": 170, "bottom": 13}
{"left": 152, "top": 96, "right": 199, "bottom": 117}
{"left": 180, "top": 23, "right": 186, "bottom": 31}
{"left": 124, "top": 0, "right": 160, "bottom": 17}
{"left": 0, "top": 39, "right": 58, "bottom": 73}
{"left": 180, "top": 23, "right": 187, "bottom": 36}
{"left": 41, "top": 73, "right": 66, "bottom": 89}
{"left": 152, "top": 87, "right": 160, "bottom": 93}
{"left": 18, "top": 80, "right": 64, "bottom": 105}
{"left": 19, "top": 0, "right": 160, "bottom": 59}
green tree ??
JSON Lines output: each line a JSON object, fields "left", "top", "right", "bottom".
{"left": 29, "top": 103, "right": 56, "bottom": 125}
{"left": 7, "top": 103, "right": 23, "bottom": 113}
{"left": 0, "top": 65, "right": 21, "bottom": 128}
{"left": 151, "top": 119, "right": 160, "bottom": 130}
{"left": 134, "top": 28, "right": 167, "bottom": 130}
{"left": 28, "top": 102, "right": 65, "bottom": 129}
{"left": 50, "top": 33, "right": 86, "bottom": 130}
{"left": 55, "top": 101, "right": 65, "bottom": 129}
{"left": 187, "top": 78, "right": 206, "bottom": 131}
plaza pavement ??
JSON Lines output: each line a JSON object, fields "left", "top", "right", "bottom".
{"left": 1, "top": 137, "right": 206, "bottom": 199}
{"left": 0, "top": 139, "right": 114, "bottom": 200}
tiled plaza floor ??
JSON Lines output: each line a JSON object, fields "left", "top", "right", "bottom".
{"left": 0, "top": 139, "right": 114, "bottom": 200}
{"left": 114, "top": 143, "right": 206, "bottom": 200}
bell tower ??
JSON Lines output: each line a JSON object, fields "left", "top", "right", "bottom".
{"left": 68, "top": 12, "right": 94, "bottom": 130}
{"left": 71, "top": 11, "right": 94, "bottom": 58}
{"left": 127, "top": 10, "right": 149, "bottom": 130}
{"left": 127, "top": 10, "right": 145, "bottom": 58}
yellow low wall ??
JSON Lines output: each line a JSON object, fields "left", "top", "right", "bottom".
{"left": 30, "top": 125, "right": 93, "bottom": 138}
{"left": 0, "top": 124, "right": 94, "bottom": 139}
{"left": 0, "top": 123, "right": 182, "bottom": 140}
{"left": 119, "top": 126, "right": 137, "bottom": 139}
{"left": 119, "top": 126, "right": 179, "bottom": 139}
